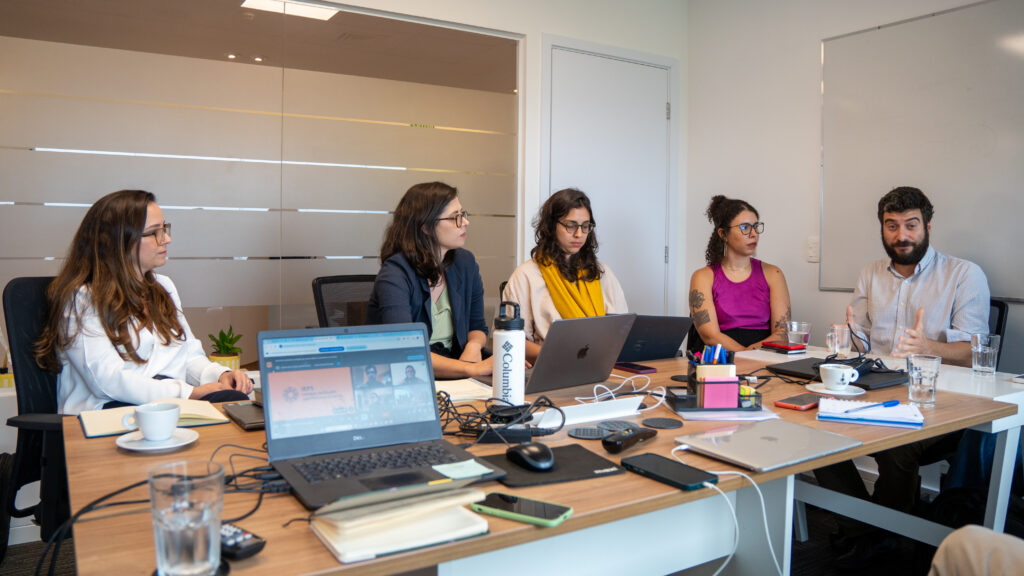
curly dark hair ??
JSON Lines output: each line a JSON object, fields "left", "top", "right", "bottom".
{"left": 530, "top": 188, "right": 602, "bottom": 282}
{"left": 877, "top": 186, "right": 934, "bottom": 224}
{"left": 703, "top": 195, "right": 760, "bottom": 265}
{"left": 379, "top": 182, "right": 459, "bottom": 285}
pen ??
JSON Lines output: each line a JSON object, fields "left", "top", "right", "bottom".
{"left": 712, "top": 344, "right": 722, "bottom": 365}
{"left": 844, "top": 400, "right": 899, "bottom": 414}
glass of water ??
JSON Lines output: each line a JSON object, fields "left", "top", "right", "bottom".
{"left": 827, "top": 324, "right": 852, "bottom": 357}
{"left": 907, "top": 354, "right": 941, "bottom": 407}
{"left": 970, "top": 333, "right": 1000, "bottom": 375}
{"left": 149, "top": 461, "right": 224, "bottom": 576}
{"left": 786, "top": 321, "right": 811, "bottom": 346}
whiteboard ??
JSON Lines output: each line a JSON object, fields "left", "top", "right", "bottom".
{"left": 821, "top": 0, "right": 1024, "bottom": 300}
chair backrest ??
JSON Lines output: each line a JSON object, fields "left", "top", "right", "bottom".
{"left": 312, "top": 275, "right": 376, "bottom": 327}
{"left": 2, "top": 277, "right": 58, "bottom": 416}
{"left": 990, "top": 297, "right": 1009, "bottom": 370}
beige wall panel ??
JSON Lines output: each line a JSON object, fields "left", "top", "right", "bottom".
{"left": 460, "top": 215, "right": 515, "bottom": 258}
{"left": 280, "top": 212, "right": 390, "bottom": 257}
{"left": 0, "top": 259, "right": 63, "bottom": 341}
{"left": 163, "top": 209, "right": 280, "bottom": 258}
{"left": 1, "top": 37, "right": 283, "bottom": 112}
{"left": 0, "top": 148, "right": 282, "bottom": 206}
{"left": 1, "top": 94, "right": 282, "bottom": 159}
{"left": 0, "top": 205, "right": 87, "bottom": 257}
{"left": 281, "top": 166, "right": 515, "bottom": 214}
{"left": 282, "top": 117, "right": 514, "bottom": 174}
{"left": 283, "top": 69, "right": 516, "bottom": 134}
{"left": 279, "top": 258, "right": 382, "bottom": 307}
{"left": 182, "top": 305, "right": 270, "bottom": 366}
{"left": 160, "top": 260, "right": 281, "bottom": 308}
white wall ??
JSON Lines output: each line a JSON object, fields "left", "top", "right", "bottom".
{"left": 687, "top": 0, "right": 1022, "bottom": 373}
{"left": 336, "top": 0, "right": 692, "bottom": 313}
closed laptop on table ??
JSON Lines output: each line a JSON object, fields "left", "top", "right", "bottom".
{"left": 767, "top": 356, "right": 908, "bottom": 390}
{"left": 617, "top": 315, "right": 693, "bottom": 363}
{"left": 259, "top": 323, "right": 503, "bottom": 510}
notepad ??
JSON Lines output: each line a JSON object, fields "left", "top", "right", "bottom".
{"left": 816, "top": 397, "right": 924, "bottom": 428}
{"left": 78, "top": 397, "right": 230, "bottom": 438}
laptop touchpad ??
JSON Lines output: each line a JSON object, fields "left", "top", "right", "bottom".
{"left": 359, "top": 471, "right": 432, "bottom": 491}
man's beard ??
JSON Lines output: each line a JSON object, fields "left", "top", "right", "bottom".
{"left": 883, "top": 229, "right": 929, "bottom": 266}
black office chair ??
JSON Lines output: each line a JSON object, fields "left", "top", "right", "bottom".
{"left": 1, "top": 277, "right": 69, "bottom": 561}
{"left": 312, "top": 275, "right": 376, "bottom": 327}
{"left": 989, "top": 297, "right": 1008, "bottom": 370}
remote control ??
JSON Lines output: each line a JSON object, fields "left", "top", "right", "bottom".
{"left": 602, "top": 427, "right": 657, "bottom": 454}
{"left": 220, "top": 523, "right": 266, "bottom": 560}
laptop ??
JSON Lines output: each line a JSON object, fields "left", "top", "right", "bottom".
{"left": 675, "top": 419, "right": 862, "bottom": 473}
{"left": 767, "top": 356, "right": 909, "bottom": 390}
{"left": 616, "top": 315, "right": 693, "bottom": 363}
{"left": 259, "top": 323, "right": 504, "bottom": 510}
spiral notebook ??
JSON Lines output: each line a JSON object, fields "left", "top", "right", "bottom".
{"left": 816, "top": 397, "right": 924, "bottom": 429}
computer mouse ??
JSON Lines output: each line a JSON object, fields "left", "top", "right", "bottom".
{"left": 506, "top": 442, "right": 555, "bottom": 472}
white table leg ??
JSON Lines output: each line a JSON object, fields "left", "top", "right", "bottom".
{"left": 983, "top": 426, "right": 1020, "bottom": 532}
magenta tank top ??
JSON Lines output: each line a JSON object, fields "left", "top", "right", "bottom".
{"left": 710, "top": 258, "right": 771, "bottom": 331}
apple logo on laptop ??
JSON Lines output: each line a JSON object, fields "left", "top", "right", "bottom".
{"left": 576, "top": 345, "right": 589, "bottom": 360}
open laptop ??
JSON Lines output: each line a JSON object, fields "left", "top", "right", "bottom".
{"left": 259, "top": 323, "right": 503, "bottom": 510}
{"left": 616, "top": 315, "right": 693, "bottom": 363}
{"left": 767, "top": 356, "right": 908, "bottom": 390}
{"left": 675, "top": 419, "right": 862, "bottom": 472}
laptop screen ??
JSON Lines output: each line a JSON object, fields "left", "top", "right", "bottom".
{"left": 259, "top": 324, "right": 442, "bottom": 461}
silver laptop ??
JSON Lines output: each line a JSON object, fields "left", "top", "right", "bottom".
{"left": 259, "top": 323, "right": 503, "bottom": 510}
{"left": 674, "top": 419, "right": 861, "bottom": 472}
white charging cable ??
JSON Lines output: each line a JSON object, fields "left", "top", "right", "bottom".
{"left": 574, "top": 374, "right": 667, "bottom": 412}
{"left": 700, "top": 480, "right": 739, "bottom": 576}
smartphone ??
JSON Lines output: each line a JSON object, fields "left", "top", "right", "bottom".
{"left": 620, "top": 452, "right": 718, "bottom": 491}
{"left": 615, "top": 362, "right": 657, "bottom": 374}
{"left": 774, "top": 393, "right": 822, "bottom": 411}
{"left": 470, "top": 492, "right": 573, "bottom": 527}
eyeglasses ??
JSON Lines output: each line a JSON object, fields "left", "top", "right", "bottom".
{"left": 437, "top": 209, "right": 469, "bottom": 228}
{"left": 558, "top": 220, "right": 595, "bottom": 235}
{"left": 726, "top": 221, "right": 764, "bottom": 236}
{"left": 141, "top": 223, "right": 172, "bottom": 243}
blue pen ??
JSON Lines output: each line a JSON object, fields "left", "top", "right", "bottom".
{"left": 702, "top": 346, "right": 711, "bottom": 364}
{"left": 844, "top": 400, "right": 900, "bottom": 414}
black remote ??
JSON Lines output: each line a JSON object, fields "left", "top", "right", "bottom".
{"left": 221, "top": 523, "right": 266, "bottom": 560}
{"left": 602, "top": 427, "right": 657, "bottom": 454}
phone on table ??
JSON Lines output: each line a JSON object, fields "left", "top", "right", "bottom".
{"left": 470, "top": 492, "right": 573, "bottom": 527}
{"left": 620, "top": 452, "right": 718, "bottom": 491}
{"left": 615, "top": 362, "right": 657, "bottom": 374}
{"left": 774, "top": 393, "right": 822, "bottom": 411}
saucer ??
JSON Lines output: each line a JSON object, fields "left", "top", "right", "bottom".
{"left": 116, "top": 428, "right": 198, "bottom": 452}
{"left": 806, "top": 383, "right": 865, "bottom": 397}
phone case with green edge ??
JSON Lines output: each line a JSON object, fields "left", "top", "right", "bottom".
{"left": 470, "top": 501, "right": 573, "bottom": 527}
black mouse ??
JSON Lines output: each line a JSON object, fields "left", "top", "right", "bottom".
{"left": 506, "top": 442, "right": 555, "bottom": 472}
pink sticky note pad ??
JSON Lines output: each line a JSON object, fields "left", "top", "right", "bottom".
{"left": 702, "top": 382, "right": 739, "bottom": 409}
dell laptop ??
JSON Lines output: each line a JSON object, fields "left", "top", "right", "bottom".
{"left": 616, "top": 315, "right": 693, "bottom": 363}
{"left": 675, "top": 419, "right": 862, "bottom": 473}
{"left": 767, "top": 356, "right": 908, "bottom": 390}
{"left": 259, "top": 323, "right": 503, "bottom": 510}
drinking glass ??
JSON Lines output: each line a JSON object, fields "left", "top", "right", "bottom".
{"left": 970, "top": 333, "right": 1000, "bottom": 375}
{"left": 149, "top": 461, "right": 224, "bottom": 576}
{"left": 907, "top": 354, "right": 941, "bottom": 407}
{"left": 827, "top": 324, "right": 851, "bottom": 357}
{"left": 786, "top": 321, "right": 811, "bottom": 345}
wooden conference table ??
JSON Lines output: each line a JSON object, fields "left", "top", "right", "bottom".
{"left": 63, "top": 354, "right": 1017, "bottom": 576}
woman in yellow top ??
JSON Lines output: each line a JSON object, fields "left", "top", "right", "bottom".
{"left": 503, "top": 188, "right": 628, "bottom": 363}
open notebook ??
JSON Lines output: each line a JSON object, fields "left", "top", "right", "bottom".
{"left": 78, "top": 397, "right": 229, "bottom": 438}
{"left": 816, "top": 397, "right": 924, "bottom": 429}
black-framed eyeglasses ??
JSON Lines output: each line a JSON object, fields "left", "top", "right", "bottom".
{"left": 558, "top": 220, "right": 595, "bottom": 235}
{"left": 437, "top": 209, "right": 469, "bottom": 228}
{"left": 141, "top": 223, "right": 172, "bottom": 243}
{"left": 726, "top": 221, "right": 764, "bottom": 236}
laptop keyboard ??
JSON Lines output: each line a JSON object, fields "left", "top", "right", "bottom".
{"left": 295, "top": 444, "right": 460, "bottom": 484}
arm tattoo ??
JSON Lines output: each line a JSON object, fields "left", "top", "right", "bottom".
{"left": 689, "top": 289, "right": 705, "bottom": 312}
{"left": 773, "top": 306, "right": 792, "bottom": 332}
{"left": 694, "top": 309, "right": 711, "bottom": 328}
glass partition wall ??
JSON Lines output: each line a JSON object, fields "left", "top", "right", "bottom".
{"left": 0, "top": 0, "right": 518, "bottom": 366}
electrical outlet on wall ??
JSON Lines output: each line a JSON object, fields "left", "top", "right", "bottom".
{"left": 806, "top": 236, "right": 820, "bottom": 263}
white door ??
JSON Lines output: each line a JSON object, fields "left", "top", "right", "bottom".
{"left": 548, "top": 46, "right": 671, "bottom": 314}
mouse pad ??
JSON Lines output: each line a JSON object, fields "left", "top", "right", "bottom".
{"left": 479, "top": 444, "right": 624, "bottom": 487}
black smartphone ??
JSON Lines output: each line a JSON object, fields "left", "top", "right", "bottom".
{"left": 614, "top": 362, "right": 657, "bottom": 374}
{"left": 470, "top": 492, "right": 573, "bottom": 527}
{"left": 620, "top": 452, "right": 718, "bottom": 490}
{"left": 774, "top": 392, "right": 822, "bottom": 411}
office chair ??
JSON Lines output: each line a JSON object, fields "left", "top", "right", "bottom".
{"left": 989, "top": 297, "right": 1008, "bottom": 370}
{"left": 1, "top": 277, "right": 69, "bottom": 560}
{"left": 312, "top": 275, "right": 376, "bottom": 327}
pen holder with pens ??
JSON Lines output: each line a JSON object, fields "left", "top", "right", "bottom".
{"left": 666, "top": 362, "right": 761, "bottom": 412}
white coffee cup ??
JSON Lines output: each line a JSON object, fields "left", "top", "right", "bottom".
{"left": 819, "top": 363, "right": 860, "bottom": 391}
{"left": 122, "top": 402, "right": 180, "bottom": 442}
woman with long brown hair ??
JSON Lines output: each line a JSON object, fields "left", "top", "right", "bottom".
{"left": 367, "top": 182, "right": 491, "bottom": 378}
{"left": 35, "top": 190, "right": 252, "bottom": 413}
{"left": 502, "top": 188, "right": 628, "bottom": 363}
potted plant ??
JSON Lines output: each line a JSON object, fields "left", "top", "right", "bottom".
{"left": 208, "top": 325, "right": 242, "bottom": 370}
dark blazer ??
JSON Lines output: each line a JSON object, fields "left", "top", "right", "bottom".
{"left": 367, "top": 249, "right": 488, "bottom": 358}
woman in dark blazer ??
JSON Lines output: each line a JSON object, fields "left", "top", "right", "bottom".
{"left": 367, "top": 182, "right": 491, "bottom": 378}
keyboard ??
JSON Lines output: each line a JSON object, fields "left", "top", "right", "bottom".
{"left": 295, "top": 444, "right": 460, "bottom": 484}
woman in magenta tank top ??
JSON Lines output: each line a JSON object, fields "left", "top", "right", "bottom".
{"left": 688, "top": 196, "right": 791, "bottom": 352}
